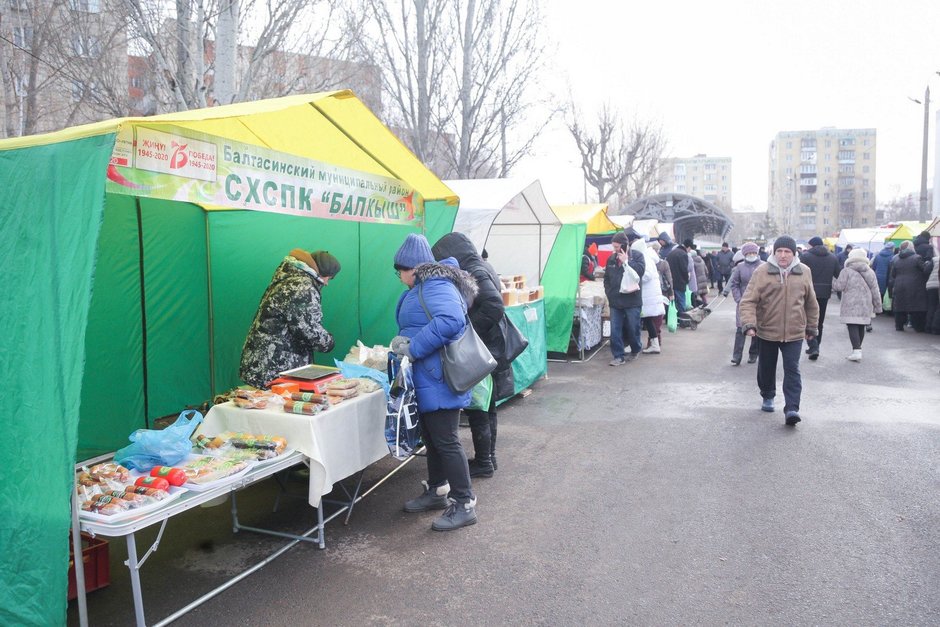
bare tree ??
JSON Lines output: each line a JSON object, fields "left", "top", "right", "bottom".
{"left": 448, "top": 0, "right": 552, "bottom": 178}
{"left": 568, "top": 103, "right": 666, "bottom": 212}
{"left": 120, "top": 0, "right": 362, "bottom": 113}
{"left": 356, "top": 0, "right": 553, "bottom": 179}
{"left": 355, "top": 0, "right": 451, "bottom": 171}
{"left": 1, "top": 0, "right": 130, "bottom": 137}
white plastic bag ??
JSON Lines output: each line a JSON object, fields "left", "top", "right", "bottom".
{"left": 619, "top": 264, "right": 641, "bottom": 294}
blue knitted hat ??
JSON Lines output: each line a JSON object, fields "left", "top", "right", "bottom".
{"left": 394, "top": 233, "right": 435, "bottom": 268}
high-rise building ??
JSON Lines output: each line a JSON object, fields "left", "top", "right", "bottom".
{"left": 657, "top": 154, "right": 732, "bottom": 208}
{"left": 768, "top": 128, "right": 876, "bottom": 240}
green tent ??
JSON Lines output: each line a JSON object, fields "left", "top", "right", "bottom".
{"left": 0, "top": 92, "right": 458, "bottom": 625}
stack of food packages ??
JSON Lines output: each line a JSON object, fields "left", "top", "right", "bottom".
{"left": 226, "top": 377, "right": 381, "bottom": 417}
{"left": 499, "top": 275, "right": 543, "bottom": 306}
{"left": 193, "top": 431, "right": 288, "bottom": 461}
{"left": 76, "top": 462, "right": 177, "bottom": 516}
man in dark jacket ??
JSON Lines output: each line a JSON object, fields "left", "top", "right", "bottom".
{"left": 715, "top": 242, "right": 735, "bottom": 293}
{"left": 604, "top": 231, "right": 645, "bottom": 365}
{"left": 431, "top": 232, "right": 507, "bottom": 477}
{"left": 799, "top": 236, "right": 839, "bottom": 360}
{"left": 666, "top": 239, "right": 692, "bottom": 314}
{"left": 871, "top": 242, "right": 896, "bottom": 300}
{"left": 657, "top": 231, "right": 677, "bottom": 259}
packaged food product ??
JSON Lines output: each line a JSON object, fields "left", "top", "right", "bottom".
{"left": 134, "top": 476, "right": 170, "bottom": 491}
{"left": 103, "top": 490, "right": 153, "bottom": 508}
{"left": 81, "top": 499, "right": 126, "bottom": 516}
{"left": 289, "top": 391, "right": 328, "bottom": 403}
{"left": 270, "top": 382, "right": 300, "bottom": 396}
{"left": 326, "top": 378, "right": 358, "bottom": 391}
{"left": 87, "top": 462, "right": 131, "bottom": 483}
{"left": 149, "top": 466, "right": 187, "bottom": 486}
{"left": 283, "top": 399, "right": 324, "bottom": 416}
{"left": 123, "top": 485, "right": 171, "bottom": 500}
{"left": 326, "top": 386, "right": 358, "bottom": 399}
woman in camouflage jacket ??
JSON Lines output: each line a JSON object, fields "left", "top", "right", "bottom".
{"left": 239, "top": 249, "right": 340, "bottom": 387}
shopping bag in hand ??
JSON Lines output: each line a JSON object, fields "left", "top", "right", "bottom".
{"left": 666, "top": 301, "right": 678, "bottom": 333}
{"left": 386, "top": 354, "right": 422, "bottom": 460}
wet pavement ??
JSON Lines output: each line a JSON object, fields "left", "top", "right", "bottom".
{"left": 69, "top": 292, "right": 940, "bottom": 625}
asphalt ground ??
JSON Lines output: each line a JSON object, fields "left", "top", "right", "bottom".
{"left": 69, "top": 290, "right": 940, "bottom": 626}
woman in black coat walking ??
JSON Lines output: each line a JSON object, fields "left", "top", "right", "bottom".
{"left": 889, "top": 240, "right": 930, "bottom": 332}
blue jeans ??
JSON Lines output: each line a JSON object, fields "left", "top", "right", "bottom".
{"left": 673, "top": 287, "right": 688, "bottom": 314}
{"left": 757, "top": 339, "right": 803, "bottom": 413}
{"left": 610, "top": 306, "right": 642, "bottom": 358}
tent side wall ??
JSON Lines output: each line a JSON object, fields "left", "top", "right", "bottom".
{"left": 0, "top": 134, "right": 115, "bottom": 626}
{"left": 542, "top": 222, "right": 586, "bottom": 353}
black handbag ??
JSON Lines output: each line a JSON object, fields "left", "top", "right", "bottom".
{"left": 417, "top": 285, "right": 497, "bottom": 394}
{"left": 499, "top": 314, "right": 528, "bottom": 364}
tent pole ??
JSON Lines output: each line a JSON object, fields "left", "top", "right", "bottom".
{"left": 135, "top": 198, "right": 150, "bottom": 428}
{"left": 205, "top": 213, "right": 217, "bottom": 397}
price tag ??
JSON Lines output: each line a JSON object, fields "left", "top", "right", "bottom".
{"left": 524, "top": 307, "right": 538, "bottom": 323}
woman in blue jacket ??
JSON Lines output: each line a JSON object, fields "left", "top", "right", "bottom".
{"left": 390, "top": 233, "right": 479, "bottom": 531}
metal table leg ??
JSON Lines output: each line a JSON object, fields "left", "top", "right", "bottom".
{"left": 125, "top": 533, "right": 147, "bottom": 627}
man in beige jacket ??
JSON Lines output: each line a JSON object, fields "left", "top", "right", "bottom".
{"left": 739, "top": 236, "right": 819, "bottom": 425}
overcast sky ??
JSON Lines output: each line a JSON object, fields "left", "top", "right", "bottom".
{"left": 515, "top": 0, "right": 940, "bottom": 212}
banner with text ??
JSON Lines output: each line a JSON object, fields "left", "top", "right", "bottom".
{"left": 105, "top": 124, "right": 423, "bottom": 227}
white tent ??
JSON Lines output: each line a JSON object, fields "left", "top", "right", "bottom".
{"left": 446, "top": 178, "right": 561, "bottom": 286}
{"left": 837, "top": 227, "right": 895, "bottom": 253}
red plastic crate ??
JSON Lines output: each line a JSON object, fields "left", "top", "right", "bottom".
{"left": 68, "top": 532, "right": 110, "bottom": 600}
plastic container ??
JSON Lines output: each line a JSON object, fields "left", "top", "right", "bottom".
{"left": 134, "top": 476, "right": 170, "bottom": 491}
{"left": 68, "top": 532, "right": 110, "bottom": 600}
{"left": 270, "top": 381, "right": 300, "bottom": 396}
{"left": 149, "top": 466, "right": 187, "bottom": 486}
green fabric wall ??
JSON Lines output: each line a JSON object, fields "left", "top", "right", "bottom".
{"left": 0, "top": 133, "right": 115, "bottom": 626}
{"left": 542, "top": 222, "right": 585, "bottom": 353}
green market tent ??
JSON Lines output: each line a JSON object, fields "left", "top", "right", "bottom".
{"left": 444, "top": 178, "right": 577, "bottom": 356}
{"left": 0, "top": 91, "right": 457, "bottom": 625}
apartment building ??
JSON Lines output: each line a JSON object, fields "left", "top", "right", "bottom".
{"left": 768, "top": 128, "right": 877, "bottom": 240}
{"left": 657, "top": 154, "right": 733, "bottom": 208}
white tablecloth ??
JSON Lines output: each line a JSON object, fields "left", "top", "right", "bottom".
{"left": 199, "top": 390, "right": 388, "bottom": 506}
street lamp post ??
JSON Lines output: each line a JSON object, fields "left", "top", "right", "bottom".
{"left": 910, "top": 73, "right": 940, "bottom": 222}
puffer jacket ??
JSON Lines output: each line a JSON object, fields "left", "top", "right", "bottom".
{"left": 715, "top": 249, "right": 735, "bottom": 275}
{"left": 727, "top": 258, "right": 763, "bottom": 327}
{"left": 240, "top": 257, "right": 335, "bottom": 387}
{"left": 889, "top": 249, "right": 928, "bottom": 312}
{"left": 799, "top": 244, "right": 840, "bottom": 299}
{"left": 633, "top": 240, "right": 665, "bottom": 317}
{"left": 431, "top": 232, "right": 508, "bottom": 369}
{"left": 870, "top": 246, "right": 895, "bottom": 294}
{"left": 739, "top": 256, "right": 819, "bottom": 342}
{"left": 604, "top": 247, "right": 646, "bottom": 309}
{"left": 926, "top": 245, "right": 940, "bottom": 291}
{"left": 396, "top": 260, "right": 478, "bottom": 413}
{"left": 692, "top": 254, "right": 708, "bottom": 295}
{"left": 832, "top": 258, "right": 882, "bottom": 324}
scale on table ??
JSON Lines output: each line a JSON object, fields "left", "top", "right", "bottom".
{"left": 278, "top": 364, "right": 339, "bottom": 380}
{"left": 273, "top": 364, "right": 343, "bottom": 392}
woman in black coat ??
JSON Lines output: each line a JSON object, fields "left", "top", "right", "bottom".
{"left": 432, "top": 232, "right": 508, "bottom": 477}
{"left": 889, "top": 241, "right": 930, "bottom": 332}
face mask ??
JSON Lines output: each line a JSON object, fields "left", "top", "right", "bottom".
{"left": 745, "top": 254, "right": 758, "bottom": 263}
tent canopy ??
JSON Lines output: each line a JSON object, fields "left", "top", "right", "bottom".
{"left": 885, "top": 221, "right": 931, "bottom": 244}
{"left": 0, "top": 91, "right": 458, "bottom": 626}
{"left": 552, "top": 203, "right": 618, "bottom": 234}
{"left": 446, "top": 178, "right": 561, "bottom": 286}
{"left": 836, "top": 227, "right": 895, "bottom": 253}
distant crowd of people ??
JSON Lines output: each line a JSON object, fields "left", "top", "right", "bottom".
{"left": 593, "top": 227, "right": 939, "bottom": 427}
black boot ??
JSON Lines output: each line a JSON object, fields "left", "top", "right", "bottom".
{"left": 467, "top": 410, "right": 494, "bottom": 477}
{"left": 489, "top": 411, "right": 498, "bottom": 471}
